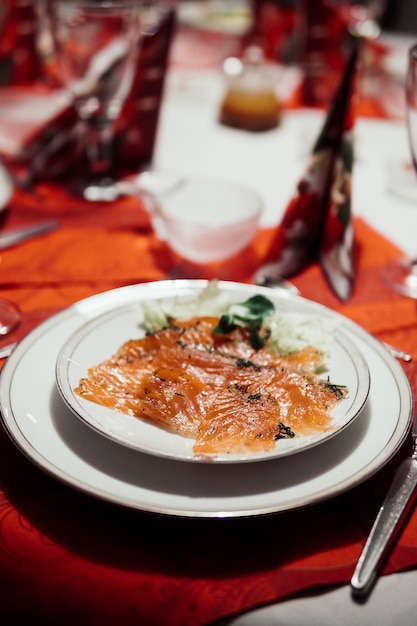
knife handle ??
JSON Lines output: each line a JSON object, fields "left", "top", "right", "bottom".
{"left": 351, "top": 453, "right": 417, "bottom": 595}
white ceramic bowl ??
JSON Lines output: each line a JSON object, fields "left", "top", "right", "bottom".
{"left": 135, "top": 173, "right": 263, "bottom": 263}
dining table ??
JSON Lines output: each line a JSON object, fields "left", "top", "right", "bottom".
{"left": 2, "top": 14, "right": 417, "bottom": 625}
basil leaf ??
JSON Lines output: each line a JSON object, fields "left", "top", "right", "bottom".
{"left": 213, "top": 294, "right": 275, "bottom": 349}
{"left": 249, "top": 324, "right": 265, "bottom": 350}
{"left": 240, "top": 294, "right": 275, "bottom": 318}
{"left": 213, "top": 314, "right": 237, "bottom": 335}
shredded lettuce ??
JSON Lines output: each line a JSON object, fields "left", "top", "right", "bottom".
{"left": 141, "top": 281, "right": 229, "bottom": 332}
{"left": 267, "top": 313, "right": 338, "bottom": 366}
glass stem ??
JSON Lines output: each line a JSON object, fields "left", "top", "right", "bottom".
{"left": 84, "top": 121, "right": 115, "bottom": 180}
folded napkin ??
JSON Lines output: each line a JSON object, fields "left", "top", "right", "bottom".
{"left": 262, "top": 39, "right": 360, "bottom": 301}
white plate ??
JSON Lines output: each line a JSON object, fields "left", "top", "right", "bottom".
{"left": 0, "top": 280, "right": 413, "bottom": 518}
{"left": 55, "top": 293, "right": 370, "bottom": 463}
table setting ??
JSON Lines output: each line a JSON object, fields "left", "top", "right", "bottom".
{"left": 2, "top": 1, "right": 417, "bottom": 624}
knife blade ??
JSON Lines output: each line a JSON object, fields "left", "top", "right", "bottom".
{"left": 351, "top": 431, "right": 417, "bottom": 596}
{"left": 0, "top": 220, "right": 58, "bottom": 250}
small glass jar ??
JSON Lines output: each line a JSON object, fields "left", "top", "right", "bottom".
{"left": 219, "top": 45, "right": 282, "bottom": 131}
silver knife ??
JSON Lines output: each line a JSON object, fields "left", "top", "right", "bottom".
{"left": 351, "top": 429, "right": 417, "bottom": 595}
{"left": 0, "top": 220, "right": 58, "bottom": 250}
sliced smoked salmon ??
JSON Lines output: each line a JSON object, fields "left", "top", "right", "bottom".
{"left": 75, "top": 316, "right": 348, "bottom": 455}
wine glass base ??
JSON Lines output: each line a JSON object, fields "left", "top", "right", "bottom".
{"left": 0, "top": 299, "right": 21, "bottom": 335}
{"left": 68, "top": 177, "right": 122, "bottom": 203}
{"left": 381, "top": 258, "right": 417, "bottom": 298}
{"left": 83, "top": 179, "right": 121, "bottom": 203}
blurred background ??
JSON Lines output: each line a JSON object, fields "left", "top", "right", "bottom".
{"left": 1, "top": 0, "right": 416, "bottom": 209}
{"left": 381, "top": 1, "right": 417, "bottom": 33}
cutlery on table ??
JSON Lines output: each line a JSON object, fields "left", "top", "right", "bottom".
{"left": 351, "top": 427, "right": 417, "bottom": 596}
{"left": 0, "top": 220, "right": 58, "bottom": 250}
{"left": 384, "top": 344, "right": 413, "bottom": 362}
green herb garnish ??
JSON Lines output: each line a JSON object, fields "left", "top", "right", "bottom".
{"left": 213, "top": 294, "right": 275, "bottom": 349}
{"left": 324, "top": 379, "right": 348, "bottom": 400}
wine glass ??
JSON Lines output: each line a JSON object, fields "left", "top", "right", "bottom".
{"left": 49, "top": 0, "right": 142, "bottom": 201}
{"left": 0, "top": 0, "right": 21, "bottom": 338}
{"left": 0, "top": 166, "right": 21, "bottom": 338}
{"left": 381, "top": 42, "right": 417, "bottom": 298}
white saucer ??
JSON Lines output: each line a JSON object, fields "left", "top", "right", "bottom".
{"left": 55, "top": 287, "right": 370, "bottom": 463}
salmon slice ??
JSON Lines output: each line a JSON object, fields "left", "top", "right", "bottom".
{"left": 75, "top": 317, "right": 347, "bottom": 455}
{"left": 195, "top": 365, "right": 341, "bottom": 454}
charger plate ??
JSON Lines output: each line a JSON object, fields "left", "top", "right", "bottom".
{"left": 0, "top": 280, "right": 413, "bottom": 518}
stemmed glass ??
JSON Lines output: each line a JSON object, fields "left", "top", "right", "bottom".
{"left": 0, "top": 167, "right": 21, "bottom": 337}
{"left": 0, "top": 3, "right": 21, "bottom": 338}
{"left": 49, "top": 0, "right": 142, "bottom": 201}
{"left": 381, "top": 43, "right": 417, "bottom": 297}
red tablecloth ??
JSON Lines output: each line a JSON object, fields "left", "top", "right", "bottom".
{"left": 0, "top": 180, "right": 417, "bottom": 625}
